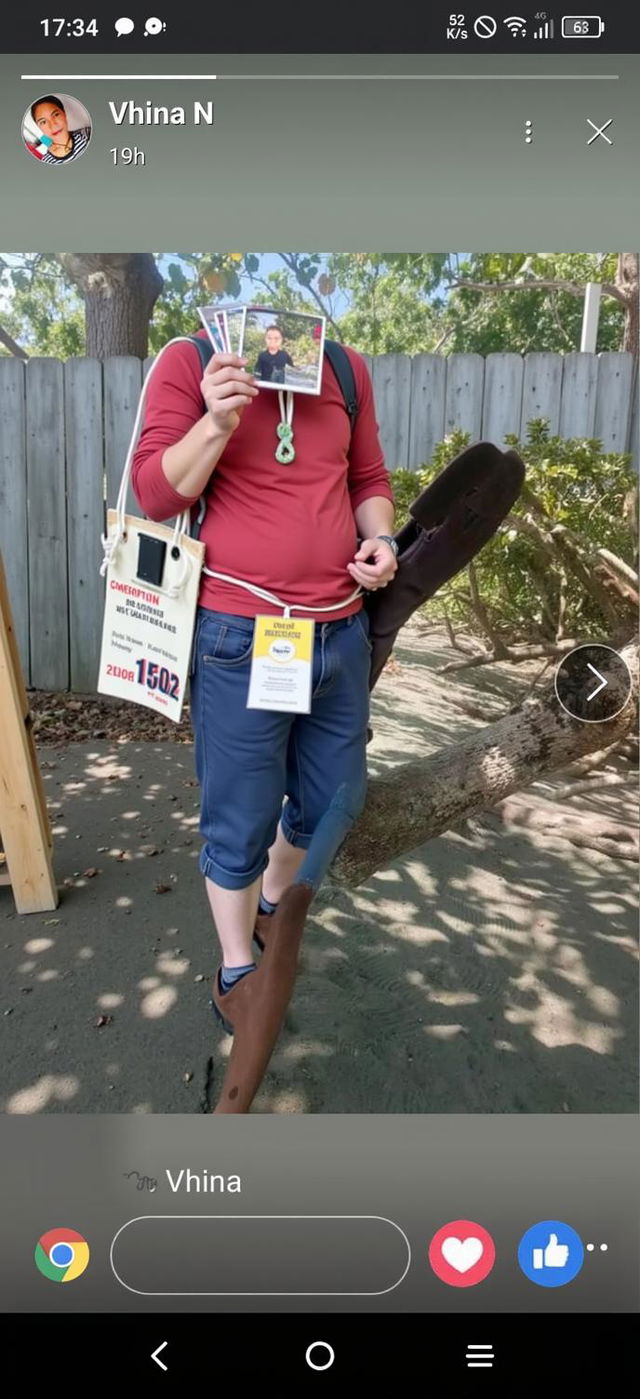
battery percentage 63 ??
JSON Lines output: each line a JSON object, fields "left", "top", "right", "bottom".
{"left": 561, "top": 15, "right": 605, "bottom": 38}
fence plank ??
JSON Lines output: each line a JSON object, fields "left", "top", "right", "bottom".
{"left": 521, "top": 353, "right": 563, "bottom": 436}
{"left": 104, "top": 357, "right": 142, "bottom": 517}
{"left": 25, "top": 360, "right": 69, "bottom": 690}
{"left": 558, "top": 351, "right": 599, "bottom": 439}
{"left": 408, "top": 354, "right": 446, "bottom": 468}
{"left": 444, "top": 354, "right": 485, "bottom": 439}
{"left": 594, "top": 352, "right": 635, "bottom": 453}
{"left": 482, "top": 354, "right": 524, "bottom": 444}
{"left": 0, "top": 358, "right": 29, "bottom": 683}
{"left": 372, "top": 354, "right": 412, "bottom": 469}
{"left": 65, "top": 360, "right": 106, "bottom": 692}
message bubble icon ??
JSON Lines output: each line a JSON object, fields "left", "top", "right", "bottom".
{"left": 114, "top": 17, "right": 135, "bottom": 36}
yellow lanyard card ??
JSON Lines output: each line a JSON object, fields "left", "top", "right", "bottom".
{"left": 247, "top": 615, "right": 315, "bottom": 713}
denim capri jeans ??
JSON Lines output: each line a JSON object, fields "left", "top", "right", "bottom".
{"left": 189, "top": 606, "right": 372, "bottom": 890}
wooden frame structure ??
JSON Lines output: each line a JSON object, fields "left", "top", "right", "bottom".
{"left": 0, "top": 551, "right": 57, "bottom": 913}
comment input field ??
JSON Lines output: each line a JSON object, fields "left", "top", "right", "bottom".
{"left": 110, "top": 1215, "right": 411, "bottom": 1296}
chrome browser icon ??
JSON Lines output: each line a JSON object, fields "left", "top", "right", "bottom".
{"left": 35, "top": 1228, "right": 90, "bottom": 1282}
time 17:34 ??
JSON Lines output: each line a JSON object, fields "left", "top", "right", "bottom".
{"left": 40, "top": 18, "right": 99, "bottom": 37}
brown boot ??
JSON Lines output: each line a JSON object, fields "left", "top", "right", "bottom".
{"left": 212, "top": 882, "right": 313, "bottom": 1113}
{"left": 253, "top": 910, "right": 275, "bottom": 953}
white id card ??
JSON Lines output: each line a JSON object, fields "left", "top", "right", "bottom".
{"left": 246, "top": 616, "right": 314, "bottom": 713}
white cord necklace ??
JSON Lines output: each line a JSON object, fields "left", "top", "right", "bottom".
{"left": 275, "top": 389, "right": 295, "bottom": 463}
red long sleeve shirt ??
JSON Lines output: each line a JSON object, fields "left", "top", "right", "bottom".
{"left": 131, "top": 332, "right": 393, "bottom": 621}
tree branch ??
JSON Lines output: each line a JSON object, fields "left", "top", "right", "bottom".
{"left": 0, "top": 323, "right": 29, "bottom": 359}
{"left": 278, "top": 254, "right": 343, "bottom": 337}
{"left": 452, "top": 277, "right": 627, "bottom": 305}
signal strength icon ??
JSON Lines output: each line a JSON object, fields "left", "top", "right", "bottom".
{"left": 504, "top": 15, "right": 527, "bottom": 35}
{"left": 533, "top": 16, "right": 555, "bottom": 38}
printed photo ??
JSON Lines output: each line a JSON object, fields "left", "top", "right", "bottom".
{"left": 22, "top": 93, "right": 92, "bottom": 165}
{"left": 198, "top": 304, "right": 227, "bottom": 354}
{"left": 241, "top": 307, "right": 326, "bottom": 393}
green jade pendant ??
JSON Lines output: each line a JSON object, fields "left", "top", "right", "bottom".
{"left": 275, "top": 419, "right": 295, "bottom": 464}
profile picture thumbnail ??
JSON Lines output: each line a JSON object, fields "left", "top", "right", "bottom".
{"left": 22, "top": 92, "right": 92, "bottom": 165}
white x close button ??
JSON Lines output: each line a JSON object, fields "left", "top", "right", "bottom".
{"left": 587, "top": 118, "right": 613, "bottom": 145}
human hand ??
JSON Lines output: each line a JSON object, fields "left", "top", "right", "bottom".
{"left": 347, "top": 537, "right": 398, "bottom": 591}
{"left": 201, "top": 353, "right": 258, "bottom": 435}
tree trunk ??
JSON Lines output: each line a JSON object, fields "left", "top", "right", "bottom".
{"left": 329, "top": 641, "right": 637, "bottom": 887}
{"left": 58, "top": 253, "right": 163, "bottom": 358}
{"left": 617, "top": 253, "right": 639, "bottom": 355}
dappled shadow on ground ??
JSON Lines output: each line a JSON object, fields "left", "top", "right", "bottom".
{"left": 1, "top": 742, "right": 213, "bottom": 1114}
{"left": 1, "top": 622, "right": 637, "bottom": 1114}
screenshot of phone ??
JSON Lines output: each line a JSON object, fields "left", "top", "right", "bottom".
{"left": 0, "top": 2, "right": 637, "bottom": 1384}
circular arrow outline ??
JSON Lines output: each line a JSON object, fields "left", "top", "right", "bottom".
{"left": 554, "top": 643, "right": 633, "bottom": 724}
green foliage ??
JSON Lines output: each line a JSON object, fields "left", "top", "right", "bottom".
{"left": 0, "top": 254, "right": 84, "bottom": 357}
{"left": 443, "top": 253, "right": 625, "bottom": 354}
{"left": 327, "top": 254, "right": 446, "bottom": 353}
{"left": 1, "top": 251, "right": 630, "bottom": 360}
{"left": 389, "top": 422, "right": 636, "bottom": 642}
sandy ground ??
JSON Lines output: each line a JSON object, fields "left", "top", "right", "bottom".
{"left": 1, "top": 621, "right": 637, "bottom": 1114}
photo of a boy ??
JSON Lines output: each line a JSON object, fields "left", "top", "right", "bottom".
{"left": 254, "top": 325, "right": 294, "bottom": 384}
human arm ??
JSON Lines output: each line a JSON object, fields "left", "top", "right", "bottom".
{"left": 162, "top": 352, "right": 258, "bottom": 498}
{"left": 131, "top": 343, "right": 257, "bottom": 521}
{"left": 349, "top": 497, "right": 398, "bottom": 589}
{"left": 342, "top": 349, "right": 397, "bottom": 589}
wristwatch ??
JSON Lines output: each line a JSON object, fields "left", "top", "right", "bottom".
{"left": 376, "top": 534, "right": 399, "bottom": 558}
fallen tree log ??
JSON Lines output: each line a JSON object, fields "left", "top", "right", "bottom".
{"left": 439, "top": 638, "right": 579, "bottom": 673}
{"left": 329, "top": 641, "right": 638, "bottom": 887}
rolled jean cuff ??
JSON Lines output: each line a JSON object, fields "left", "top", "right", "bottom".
{"left": 279, "top": 815, "right": 313, "bottom": 851}
{"left": 198, "top": 845, "right": 268, "bottom": 891}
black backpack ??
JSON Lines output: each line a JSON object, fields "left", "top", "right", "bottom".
{"left": 186, "top": 334, "right": 359, "bottom": 540}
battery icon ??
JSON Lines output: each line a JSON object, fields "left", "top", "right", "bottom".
{"left": 561, "top": 15, "right": 605, "bottom": 38}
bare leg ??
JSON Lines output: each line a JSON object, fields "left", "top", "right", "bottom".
{"left": 205, "top": 874, "right": 261, "bottom": 967}
{"left": 261, "top": 822, "right": 306, "bottom": 904}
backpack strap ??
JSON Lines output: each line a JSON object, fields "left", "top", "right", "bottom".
{"left": 184, "top": 333, "right": 360, "bottom": 540}
{"left": 186, "top": 336, "right": 214, "bottom": 539}
{"left": 323, "top": 339, "right": 359, "bottom": 432}
{"left": 188, "top": 333, "right": 214, "bottom": 373}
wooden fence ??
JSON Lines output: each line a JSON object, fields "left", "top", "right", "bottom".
{"left": 0, "top": 350, "right": 637, "bottom": 693}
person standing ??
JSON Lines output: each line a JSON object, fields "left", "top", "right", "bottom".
{"left": 131, "top": 329, "right": 397, "bottom": 1028}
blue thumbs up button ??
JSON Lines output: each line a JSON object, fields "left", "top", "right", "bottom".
{"left": 518, "top": 1221, "right": 585, "bottom": 1287}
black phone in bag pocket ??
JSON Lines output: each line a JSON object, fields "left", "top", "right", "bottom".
{"left": 136, "top": 533, "right": 167, "bottom": 587}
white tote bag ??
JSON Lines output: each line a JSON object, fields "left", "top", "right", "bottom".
{"left": 97, "top": 340, "right": 205, "bottom": 723}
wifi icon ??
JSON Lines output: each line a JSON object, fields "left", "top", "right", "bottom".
{"left": 504, "top": 15, "right": 527, "bottom": 35}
